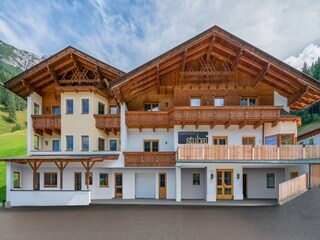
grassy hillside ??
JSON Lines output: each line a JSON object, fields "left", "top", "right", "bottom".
{"left": 0, "top": 104, "right": 27, "bottom": 135}
{"left": 0, "top": 129, "right": 27, "bottom": 201}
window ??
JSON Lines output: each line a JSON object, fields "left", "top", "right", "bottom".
{"left": 44, "top": 172, "right": 57, "bottom": 187}
{"left": 52, "top": 106, "right": 60, "bottom": 115}
{"left": 52, "top": 140, "right": 60, "bottom": 152}
{"left": 81, "top": 99, "right": 89, "bottom": 114}
{"left": 98, "top": 102, "right": 105, "bottom": 114}
{"left": 109, "top": 140, "right": 118, "bottom": 151}
{"left": 109, "top": 106, "right": 118, "bottom": 115}
{"left": 144, "top": 140, "right": 159, "bottom": 152}
{"left": 265, "top": 134, "right": 295, "bottom": 146}
{"left": 267, "top": 173, "right": 275, "bottom": 188}
{"left": 310, "top": 138, "right": 314, "bottom": 145}
{"left": 191, "top": 97, "right": 201, "bottom": 107}
{"left": 242, "top": 137, "right": 255, "bottom": 146}
{"left": 193, "top": 173, "right": 200, "bottom": 185}
{"left": 66, "top": 135, "right": 74, "bottom": 151}
{"left": 66, "top": 99, "right": 74, "bottom": 114}
{"left": 81, "top": 136, "right": 89, "bottom": 151}
{"left": 85, "top": 172, "right": 93, "bottom": 185}
{"left": 100, "top": 173, "right": 109, "bottom": 187}
{"left": 34, "top": 103, "right": 40, "bottom": 115}
{"left": 265, "top": 135, "right": 277, "bottom": 145}
{"left": 98, "top": 138, "right": 105, "bottom": 151}
{"left": 241, "top": 97, "right": 257, "bottom": 106}
{"left": 13, "top": 172, "right": 20, "bottom": 188}
{"left": 214, "top": 97, "right": 224, "bottom": 107}
{"left": 34, "top": 134, "right": 40, "bottom": 150}
{"left": 212, "top": 137, "right": 228, "bottom": 145}
{"left": 144, "top": 103, "right": 159, "bottom": 112}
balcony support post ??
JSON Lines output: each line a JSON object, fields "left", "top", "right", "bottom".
{"left": 175, "top": 166, "right": 181, "bottom": 202}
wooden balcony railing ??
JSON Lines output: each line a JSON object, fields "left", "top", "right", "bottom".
{"left": 124, "top": 152, "right": 176, "bottom": 167}
{"left": 32, "top": 115, "right": 61, "bottom": 130}
{"left": 94, "top": 114, "right": 120, "bottom": 133}
{"left": 126, "top": 106, "right": 289, "bottom": 129}
{"left": 177, "top": 144, "right": 320, "bottom": 160}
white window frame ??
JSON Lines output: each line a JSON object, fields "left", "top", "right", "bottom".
{"left": 64, "top": 97, "right": 75, "bottom": 115}
{"left": 80, "top": 134, "right": 90, "bottom": 152}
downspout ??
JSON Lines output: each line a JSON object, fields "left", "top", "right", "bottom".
{"left": 262, "top": 124, "right": 265, "bottom": 144}
{"left": 309, "top": 164, "right": 311, "bottom": 190}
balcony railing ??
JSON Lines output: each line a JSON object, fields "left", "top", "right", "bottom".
{"left": 126, "top": 106, "right": 290, "bottom": 128}
{"left": 94, "top": 114, "right": 120, "bottom": 132}
{"left": 177, "top": 144, "right": 320, "bottom": 160}
{"left": 32, "top": 115, "right": 61, "bottom": 130}
{"left": 124, "top": 152, "right": 176, "bottom": 167}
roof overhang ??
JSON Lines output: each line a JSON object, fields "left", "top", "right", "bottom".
{"left": 110, "top": 25, "right": 320, "bottom": 111}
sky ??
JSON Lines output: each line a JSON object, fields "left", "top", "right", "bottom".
{"left": 0, "top": 0, "right": 320, "bottom": 72}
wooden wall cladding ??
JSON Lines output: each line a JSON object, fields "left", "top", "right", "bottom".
{"left": 310, "top": 164, "right": 320, "bottom": 189}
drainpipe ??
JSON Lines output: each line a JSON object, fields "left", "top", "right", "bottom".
{"left": 262, "top": 124, "right": 265, "bottom": 144}
{"left": 309, "top": 164, "right": 311, "bottom": 190}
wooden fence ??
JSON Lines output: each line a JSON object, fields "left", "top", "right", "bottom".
{"left": 278, "top": 173, "right": 308, "bottom": 204}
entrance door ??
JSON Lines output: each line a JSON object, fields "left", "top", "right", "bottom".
{"left": 243, "top": 174, "right": 247, "bottom": 198}
{"left": 74, "top": 172, "right": 82, "bottom": 191}
{"left": 159, "top": 173, "right": 166, "bottom": 199}
{"left": 115, "top": 173, "right": 123, "bottom": 198}
{"left": 216, "top": 169, "right": 233, "bottom": 200}
{"left": 34, "top": 172, "right": 40, "bottom": 190}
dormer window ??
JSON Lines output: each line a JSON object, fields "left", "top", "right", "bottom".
{"left": 241, "top": 97, "right": 257, "bottom": 106}
{"left": 191, "top": 97, "right": 201, "bottom": 107}
{"left": 144, "top": 103, "right": 159, "bottom": 112}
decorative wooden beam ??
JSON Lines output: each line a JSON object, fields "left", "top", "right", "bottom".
{"left": 70, "top": 53, "right": 83, "bottom": 72}
{"left": 231, "top": 49, "right": 243, "bottom": 71}
{"left": 252, "top": 62, "right": 270, "bottom": 87}
{"left": 28, "top": 161, "right": 42, "bottom": 190}
{"left": 225, "top": 121, "right": 231, "bottom": 129}
{"left": 206, "top": 33, "right": 216, "bottom": 62}
{"left": 54, "top": 161, "right": 68, "bottom": 190}
{"left": 210, "top": 122, "right": 216, "bottom": 129}
{"left": 22, "top": 79, "right": 36, "bottom": 94}
{"left": 239, "top": 121, "right": 246, "bottom": 130}
{"left": 81, "top": 161, "right": 95, "bottom": 190}
{"left": 288, "top": 86, "right": 308, "bottom": 106}
{"left": 272, "top": 120, "right": 279, "bottom": 127}
{"left": 254, "top": 121, "right": 262, "bottom": 129}
{"left": 47, "top": 65, "right": 58, "bottom": 83}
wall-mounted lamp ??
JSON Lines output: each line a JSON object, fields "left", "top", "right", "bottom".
{"left": 211, "top": 173, "right": 214, "bottom": 180}
{"left": 237, "top": 173, "right": 240, "bottom": 180}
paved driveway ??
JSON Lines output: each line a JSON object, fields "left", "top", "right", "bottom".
{"left": 1, "top": 189, "right": 320, "bottom": 240}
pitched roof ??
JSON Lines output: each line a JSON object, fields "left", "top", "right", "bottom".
{"left": 110, "top": 25, "right": 320, "bottom": 111}
{"left": 298, "top": 125, "right": 320, "bottom": 141}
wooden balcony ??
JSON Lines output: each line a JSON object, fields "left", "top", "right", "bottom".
{"left": 126, "top": 106, "right": 292, "bottom": 129}
{"left": 94, "top": 114, "right": 120, "bottom": 134}
{"left": 31, "top": 115, "right": 61, "bottom": 135}
{"left": 177, "top": 144, "right": 320, "bottom": 161}
{"left": 124, "top": 152, "right": 176, "bottom": 167}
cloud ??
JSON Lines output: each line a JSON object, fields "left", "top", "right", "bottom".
{"left": 284, "top": 44, "right": 320, "bottom": 70}
{"left": 0, "top": 0, "right": 320, "bottom": 72}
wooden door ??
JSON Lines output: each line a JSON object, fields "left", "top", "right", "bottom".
{"left": 243, "top": 174, "right": 247, "bottom": 198}
{"left": 216, "top": 169, "right": 233, "bottom": 200}
{"left": 74, "top": 172, "right": 82, "bottom": 191}
{"left": 115, "top": 173, "right": 123, "bottom": 198}
{"left": 159, "top": 173, "right": 166, "bottom": 199}
{"left": 290, "top": 172, "right": 299, "bottom": 179}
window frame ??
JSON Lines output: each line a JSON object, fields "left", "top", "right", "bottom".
{"left": 144, "top": 102, "right": 159, "bottom": 112}
{"left": 214, "top": 97, "right": 225, "bottom": 107}
{"left": 66, "top": 99, "right": 74, "bottom": 114}
{"left": 81, "top": 98, "right": 90, "bottom": 114}
{"left": 99, "top": 173, "right": 109, "bottom": 187}
{"left": 52, "top": 106, "right": 60, "bottom": 115}
{"left": 33, "top": 102, "right": 40, "bottom": 115}
{"left": 240, "top": 97, "right": 257, "bottom": 106}
{"left": 44, "top": 172, "right": 58, "bottom": 187}
{"left": 81, "top": 135, "right": 89, "bottom": 151}
{"left": 266, "top": 173, "right": 275, "bottom": 188}
{"left": 212, "top": 136, "right": 228, "bottom": 145}
{"left": 98, "top": 101, "right": 105, "bottom": 115}
{"left": 109, "top": 105, "right": 118, "bottom": 115}
{"left": 13, "top": 171, "right": 21, "bottom": 188}
{"left": 52, "top": 139, "right": 60, "bottom": 152}
{"left": 66, "top": 135, "right": 74, "bottom": 151}
{"left": 265, "top": 134, "right": 295, "bottom": 146}
{"left": 34, "top": 134, "right": 40, "bottom": 150}
{"left": 143, "top": 140, "right": 159, "bottom": 152}
{"left": 242, "top": 136, "right": 256, "bottom": 146}
{"left": 109, "top": 139, "right": 118, "bottom": 151}
{"left": 190, "top": 97, "right": 201, "bottom": 107}
{"left": 193, "top": 173, "right": 201, "bottom": 186}
{"left": 98, "top": 137, "right": 105, "bottom": 151}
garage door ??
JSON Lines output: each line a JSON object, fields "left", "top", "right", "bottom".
{"left": 135, "top": 173, "right": 155, "bottom": 198}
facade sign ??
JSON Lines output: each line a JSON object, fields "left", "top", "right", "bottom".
{"left": 178, "top": 132, "right": 208, "bottom": 144}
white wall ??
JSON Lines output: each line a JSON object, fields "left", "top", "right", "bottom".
{"left": 299, "top": 134, "right": 320, "bottom": 145}
{"left": 274, "top": 91, "right": 289, "bottom": 112}
{"left": 28, "top": 92, "right": 42, "bottom": 155}
{"left": 285, "top": 165, "right": 309, "bottom": 181}
{"left": 243, "top": 168, "right": 285, "bottom": 199}
{"left": 264, "top": 121, "right": 297, "bottom": 138}
{"left": 181, "top": 168, "right": 205, "bottom": 199}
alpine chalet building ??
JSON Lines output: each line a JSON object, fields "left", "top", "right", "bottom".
{"left": 3, "top": 26, "right": 320, "bottom": 206}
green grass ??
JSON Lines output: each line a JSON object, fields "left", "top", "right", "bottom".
{"left": 0, "top": 104, "right": 27, "bottom": 135}
{"left": 298, "top": 120, "right": 320, "bottom": 133}
{"left": 0, "top": 129, "right": 27, "bottom": 201}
